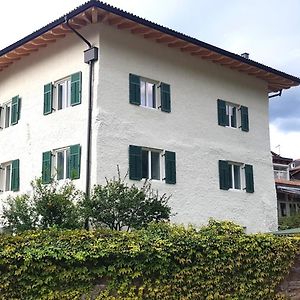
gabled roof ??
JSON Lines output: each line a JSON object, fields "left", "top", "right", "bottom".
{"left": 1, "top": 0, "right": 299, "bottom": 92}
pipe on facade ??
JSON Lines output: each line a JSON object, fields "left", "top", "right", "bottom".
{"left": 268, "top": 90, "right": 282, "bottom": 99}
{"left": 64, "top": 17, "right": 98, "bottom": 203}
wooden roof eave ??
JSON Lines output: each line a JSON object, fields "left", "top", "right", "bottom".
{"left": 0, "top": 3, "right": 299, "bottom": 93}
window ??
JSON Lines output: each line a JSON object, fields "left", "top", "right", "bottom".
{"left": 56, "top": 78, "right": 71, "bottom": 110}
{"left": 217, "top": 99, "right": 249, "bottom": 131}
{"left": 0, "top": 160, "right": 20, "bottom": 192}
{"left": 1, "top": 102, "right": 11, "bottom": 129}
{"left": 228, "top": 163, "right": 242, "bottom": 190}
{"left": 43, "top": 72, "right": 82, "bottom": 115}
{"left": 55, "top": 148, "right": 70, "bottom": 180}
{"left": 129, "top": 145, "right": 176, "bottom": 184}
{"left": 140, "top": 79, "right": 157, "bottom": 109}
{"left": 226, "top": 103, "right": 238, "bottom": 128}
{"left": 273, "top": 164, "right": 289, "bottom": 180}
{"left": 0, "top": 96, "right": 21, "bottom": 129}
{"left": 141, "top": 149, "right": 161, "bottom": 180}
{"left": 129, "top": 74, "right": 171, "bottom": 113}
{"left": 42, "top": 144, "right": 81, "bottom": 184}
{"left": 219, "top": 160, "right": 254, "bottom": 193}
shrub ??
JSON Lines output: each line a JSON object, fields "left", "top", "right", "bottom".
{"left": 1, "top": 194, "right": 37, "bottom": 232}
{"left": 0, "top": 221, "right": 297, "bottom": 299}
{"left": 80, "top": 173, "right": 171, "bottom": 231}
{"left": 279, "top": 213, "right": 300, "bottom": 230}
{"left": 1, "top": 179, "right": 83, "bottom": 232}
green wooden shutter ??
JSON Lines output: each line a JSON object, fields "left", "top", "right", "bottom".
{"left": 161, "top": 83, "right": 171, "bottom": 113}
{"left": 71, "top": 72, "right": 82, "bottom": 106}
{"left": 240, "top": 106, "right": 249, "bottom": 132}
{"left": 129, "top": 145, "right": 142, "bottom": 180}
{"left": 217, "top": 99, "right": 228, "bottom": 126}
{"left": 43, "top": 83, "right": 53, "bottom": 115}
{"left": 219, "top": 160, "right": 230, "bottom": 190}
{"left": 165, "top": 151, "right": 176, "bottom": 184}
{"left": 42, "top": 151, "right": 52, "bottom": 184}
{"left": 129, "top": 74, "right": 141, "bottom": 105}
{"left": 69, "top": 144, "right": 81, "bottom": 179}
{"left": 245, "top": 164, "right": 254, "bottom": 193}
{"left": 11, "top": 96, "right": 20, "bottom": 125}
{"left": 11, "top": 159, "right": 20, "bottom": 192}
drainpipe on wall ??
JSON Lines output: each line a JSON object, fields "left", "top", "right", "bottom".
{"left": 268, "top": 90, "right": 282, "bottom": 99}
{"left": 65, "top": 17, "right": 98, "bottom": 203}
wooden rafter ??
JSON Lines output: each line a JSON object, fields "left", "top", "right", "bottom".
{"left": 144, "top": 31, "right": 163, "bottom": 39}
{"left": 91, "top": 7, "right": 99, "bottom": 23}
{"left": 156, "top": 36, "right": 177, "bottom": 44}
{"left": 168, "top": 41, "right": 188, "bottom": 48}
{"left": 117, "top": 22, "right": 137, "bottom": 30}
{"left": 131, "top": 27, "right": 151, "bottom": 34}
{"left": 80, "top": 12, "right": 92, "bottom": 23}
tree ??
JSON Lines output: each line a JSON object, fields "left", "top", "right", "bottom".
{"left": 80, "top": 172, "right": 172, "bottom": 231}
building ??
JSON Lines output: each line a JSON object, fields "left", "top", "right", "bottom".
{"left": 1, "top": 1, "right": 300, "bottom": 232}
{"left": 272, "top": 152, "right": 300, "bottom": 218}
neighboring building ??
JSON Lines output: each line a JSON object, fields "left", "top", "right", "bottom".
{"left": 1, "top": 1, "right": 300, "bottom": 232}
{"left": 272, "top": 152, "right": 300, "bottom": 218}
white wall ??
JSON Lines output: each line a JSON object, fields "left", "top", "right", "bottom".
{"left": 96, "top": 24, "right": 277, "bottom": 233}
{"left": 0, "top": 21, "right": 278, "bottom": 233}
{"left": 0, "top": 24, "right": 100, "bottom": 203}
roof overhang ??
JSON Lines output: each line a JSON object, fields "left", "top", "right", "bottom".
{"left": 1, "top": 0, "right": 299, "bottom": 93}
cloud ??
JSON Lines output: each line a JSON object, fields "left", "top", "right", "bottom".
{"left": 269, "top": 88, "right": 300, "bottom": 132}
{"left": 270, "top": 123, "right": 300, "bottom": 159}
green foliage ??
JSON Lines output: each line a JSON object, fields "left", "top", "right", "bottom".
{"left": 1, "top": 179, "right": 83, "bottom": 232}
{"left": 81, "top": 174, "right": 171, "bottom": 231}
{"left": 279, "top": 212, "right": 300, "bottom": 230}
{"left": 1, "top": 194, "right": 37, "bottom": 233}
{"left": 0, "top": 221, "right": 297, "bottom": 300}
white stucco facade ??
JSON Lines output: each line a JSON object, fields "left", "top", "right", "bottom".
{"left": 0, "top": 21, "right": 278, "bottom": 232}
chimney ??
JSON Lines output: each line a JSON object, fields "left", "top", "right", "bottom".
{"left": 241, "top": 52, "right": 249, "bottom": 59}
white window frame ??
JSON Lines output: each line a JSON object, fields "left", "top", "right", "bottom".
{"left": 141, "top": 147, "right": 163, "bottom": 181}
{"left": 140, "top": 78, "right": 160, "bottom": 109}
{"left": 0, "top": 100, "right": 12, "bottom": 130}
{"left": 53, "top": 147, "right": 70, "bottom": 180}
{"left": 0, "top": 161, "right": 13, "bottom": 192}
{"left": 228, "top": 162, "right": 245, "bottom": 191}
{"left": 225, "top": 102, "right": 241, "bottom": 129}
{"left": 54, "top": 76, "right": 71, "bottom": 111}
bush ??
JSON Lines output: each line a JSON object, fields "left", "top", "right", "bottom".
{"left": 80, "top": 174, "right": 171, "bottom": 231}
{"left": 0, "top": 220, "right": 297, "bottom": 299}
{"left": 279, "top": 213, "right": 300, "bottom": 230}
{"left": 1, "top": 179, "right": 83, "bottom": 232}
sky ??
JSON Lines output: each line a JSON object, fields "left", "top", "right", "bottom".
{"left": 1, "top": 0, "right": 300, "bottom": 158}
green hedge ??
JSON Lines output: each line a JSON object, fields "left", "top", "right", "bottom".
{"left": 0, "top": 220, "right": 297, "bottom": 300}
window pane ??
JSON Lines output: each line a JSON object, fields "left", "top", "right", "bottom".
{"left": 140, "top": 81, "right": 146, "bottom": 107}
{"left": 5, "top": 165, "right": 11, "bottom": 191}
{"left": 5, "top": 105, "right": 10, "bottom": 128}
{"left": 57, "top": 152, "right": 65, "bottom": 180}
{"left": 233, "top": 165, "right": 241, "bottom": 189}
{"left": 228, "top": 164, "right": 233, "bottom": 188}
{"left": 231, "top": 107, "right": 237, "bottom": 128}
{"left": 142, "top": 150, "right": 149, "bottom": 178}
{"left": 146, "top": 82, "right": 154, "bottom": 108}
{"left": 58, "top": 84, "right": 63, "bottom": 110}
{"left": 66, "top": 80, "right": 71, "bottom": 108}
{"left": 66, "top": 149, "right": 70, "bottom": 179}
{"left": 151, "top": 152, "right": 160, "bottom": 180}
